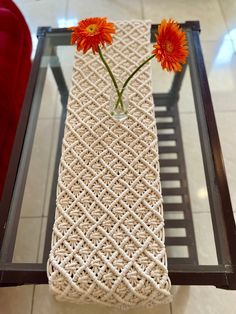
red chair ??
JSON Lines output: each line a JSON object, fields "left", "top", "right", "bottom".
{"left": 0, "top": 0, "right": 32, "bottom": 198}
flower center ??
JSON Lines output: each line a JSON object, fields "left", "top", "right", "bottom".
{"left": 164, "top": 40, "right": 174, "bottom": 53}
{"left": 86, "top": 24, "right": 98, "bottom": 34}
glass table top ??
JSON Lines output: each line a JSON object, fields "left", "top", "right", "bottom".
{"left": 0, "top": 22, "right": 235, "bottom": 288}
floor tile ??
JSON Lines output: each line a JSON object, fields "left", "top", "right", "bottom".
{"left": 56, "top": 46, "right": 75, "bottom": 90}
{"left": 218, "top": 0, "right": 236, "bottom": 48}
{"left": 167, "top": 245, "right": 188, "bottom": 259}
{"left": 43, "top": 118, "right": 62, "bottom": 217}
{"left": 172, "top": 109, "right": 235, "bottom": 216}
{"left": 179, "top": 113, "right": 210, "bottom": 213}
{"left": 37, "top": 217, "right": 48, "bottom": 262}
{"left": 172, "top": 286, "right": 236, "bottom": 314}
{"left": 165, "top": 209, "right": 219, "bottom": 265}
{"left": 142, "top": 0, "right": 228, "bottom": 41}
{"left": 32, "top": 285, "right": 170, "bottom": 314}
{"left": 201, "top": 39, "right": 236, "bottom": 112}
{"left": 128, "top": 304, "right": 171, "bottom": 314}
{"left": 178, "top": 67, "right": 195, "bottom": 113}
{"left": 56, "top": 46, "right": 75, "bottom": 66}
{"left": 174, "top": 39, "right": 236, "bottom": 113}
{"left": 192, "top": 213, "right": 218, "bottom": 265}
{"left": 215, "top": 112, "right": 236, "bottom": 211}
{"left": 0, "top": 285, "right": 34, "bottom": 314}
{"left": 39, "top": 67, "right": 58, "bottom": 119}
{"left": 67, "top": 0, "right": 143, "bottom": 22}
{"left": 152, "top": 38, "right": 236, "bottom": 114}
{"left": 151, "top": 57, "right": 196, "bottom": 113}
{"left": 151, "top": 52, "right": 175, "bottom": 94}
{"left": 19, "top": 0, "right": 67, "bottom": 51}
{"left": 15, "top": 0, "right": 35, "bottom": 5}
{"left": 21, "top": 119, "right": 56, "bottom": 217}
{"left": 13, "top": 218, "right": 42, "bottom": 263}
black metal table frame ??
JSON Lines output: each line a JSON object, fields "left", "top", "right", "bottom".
{"left": 0, "top": 21, "right": 236, "bottom": 289}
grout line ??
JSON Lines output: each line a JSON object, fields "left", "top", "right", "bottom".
{"left": 192, "top": 211, "right": 211, "bottom": 214}
{"left": 38, "top": 116, "right": 60, "bottom": 120}
{"left": 140, "top": 0, "right": 145, "bottom": 20}
{"left": 170, "top": 303, "right": 173, "bottom": 314}
{"left": 20, "top": 216, "right": 48, "bottom": 219}
{"left": 41, "top": 96, "right": 60, "bottom": 218}
{"left": 21, "top": 107, "right": 60, "bottom": 221}
{"left": 35, "top": 114, "right": 58, "bottom": 261}
{"left": 30, "top": 285, "right": 36, "bottom": 314}
{"left": 36, "top": 217, "right": 45, "bottom": 263}
{"left": 178, "top": 110, "right": 236, "bottom": 115}
{"left": 216, "top": 0, "right": 230, "bottom": 32}
{"left": 65, "top": 0, "right": 69, "bottom": 20}
{"left": 216, "top": 0, "right": 236, "bottom": 51}
{"left": 200, "top": 38, "right": 232, "bottom": 43}
{"left": 215, "top": 110, "right": 236, "bottom": 113}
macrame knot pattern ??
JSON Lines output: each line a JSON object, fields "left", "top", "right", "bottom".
{"left": 47, "top": 20, "right": 171, "bottom": 309}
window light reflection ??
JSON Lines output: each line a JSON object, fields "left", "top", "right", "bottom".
{"left": 57, "top": 18, "right": 78, "bottom": 28}
{"left": 197, "top": 188, "right": 208, "bottom": 200}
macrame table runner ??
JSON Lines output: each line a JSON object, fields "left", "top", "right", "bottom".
{"left": 47, "top": 20, "right": 171, "bottom": 309}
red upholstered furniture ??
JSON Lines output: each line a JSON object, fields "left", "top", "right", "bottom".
{"left": 0, "top": 0, "right": 32, "bottom": 198}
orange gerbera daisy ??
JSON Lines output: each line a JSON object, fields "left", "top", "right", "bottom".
{"left": 69, "top": 17, "right": 116, "bottom": 54}
{"left": 152, "top": 19, "right": 188, "bottom": 72}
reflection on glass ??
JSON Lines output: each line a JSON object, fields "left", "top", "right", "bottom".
{"left": 57, "top": 18, "right": 77, "bottom": 28}
{"left": 214, "top": 34, "right": 234, "bottom": 66}
{"left": 197, "top": 187, "right": 208, "bottom": 200}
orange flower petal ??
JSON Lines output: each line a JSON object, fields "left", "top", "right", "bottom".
{"left": 152, "top": 19, "right": 188, "bottom": 72}
{"left": 69, "top": 17, "right": 116, "bottom": 54}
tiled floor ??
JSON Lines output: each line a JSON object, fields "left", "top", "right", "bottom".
{"left": 1, "top": 0, "right": 236, "bottom": 313}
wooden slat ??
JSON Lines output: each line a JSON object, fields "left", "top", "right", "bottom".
{"left": 166, "top": 237, "right": 192, "bottom": 246}
{"left": 165, "top": 220, "right": 188, "bottom": 228}
{"left": 160, "top": 173, "right": 184, "bottom": 180}
{"left": 154, "top": 111, "right": 175, "bottom": 117}
{"left": 168, "top": 257, "right": 191, "bottom": 265}
{"left": 158, "top": 134, "right": 177, "bottom": 141}
{"left": 154, "top": 93, "right": 198, "bottom": 266}
{"left": 162, "top": 187, "right": 187, "bottom": 196}
{"left": 156, "top": 122, "right": 176, "bottom": 129}
{"left": 163, "top": 203, "right": 186, "bottom": 211}
{"left": 159, "top": 146, "right": 178, "bottom": 153}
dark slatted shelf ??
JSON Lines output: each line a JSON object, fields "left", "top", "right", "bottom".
{"left": 160, "top": 173, "right": 184, "bottom": 180}
{"left": 154, "top": 92, "right": 198, "bottom": 266}
{"left": 159, "top": 134, "right": 177, "bottom": 141}
{"left": 163, "top": 203, "right": 187, "bottom": 211}
{"left": 166, "top": 237, "right": 193, "bottom": 246}
{"left": 156, "top": 122, "right": 176, "bottom": 129}
{"left": 165, "top": 220, "right": 192, "bottom": 228}
{"left": 159, "top": 146, "right": 178, "bottom": 153}
{"left": 168, "top": 257, "right": 193, "bottom": 264}
{"left": 159, "top": 160, "right": 181, "bottom": 167}
{"left": 162, "top": 188, "right": 188, "bottom": 195}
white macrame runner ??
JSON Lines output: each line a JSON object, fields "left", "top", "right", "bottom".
{"left": 47, "top": 20, "right": 171, "bottom": 309}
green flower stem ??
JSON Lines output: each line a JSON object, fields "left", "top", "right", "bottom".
{"left": 98, "top": 45, "right": 124, "bottom": 110}
{"left": 115, "top": 54, "right": 155, "bottom": 109}
{"left": 123, "top": 54, "right": 155, "bottom": 89}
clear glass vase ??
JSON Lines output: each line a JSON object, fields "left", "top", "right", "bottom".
{"left": 110, "top": 79, "right": 128, "bottom": 121}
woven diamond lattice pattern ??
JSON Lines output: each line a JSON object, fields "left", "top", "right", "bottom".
{"left": 47, "top": 20, "right": 171, "bottom": 309}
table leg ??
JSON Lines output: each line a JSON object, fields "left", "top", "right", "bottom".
{"left": 169, "top": 62, "right": 188, "bottom": 100}
{"left": 50, "top": 47, "right": 69, "bottom": 107}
